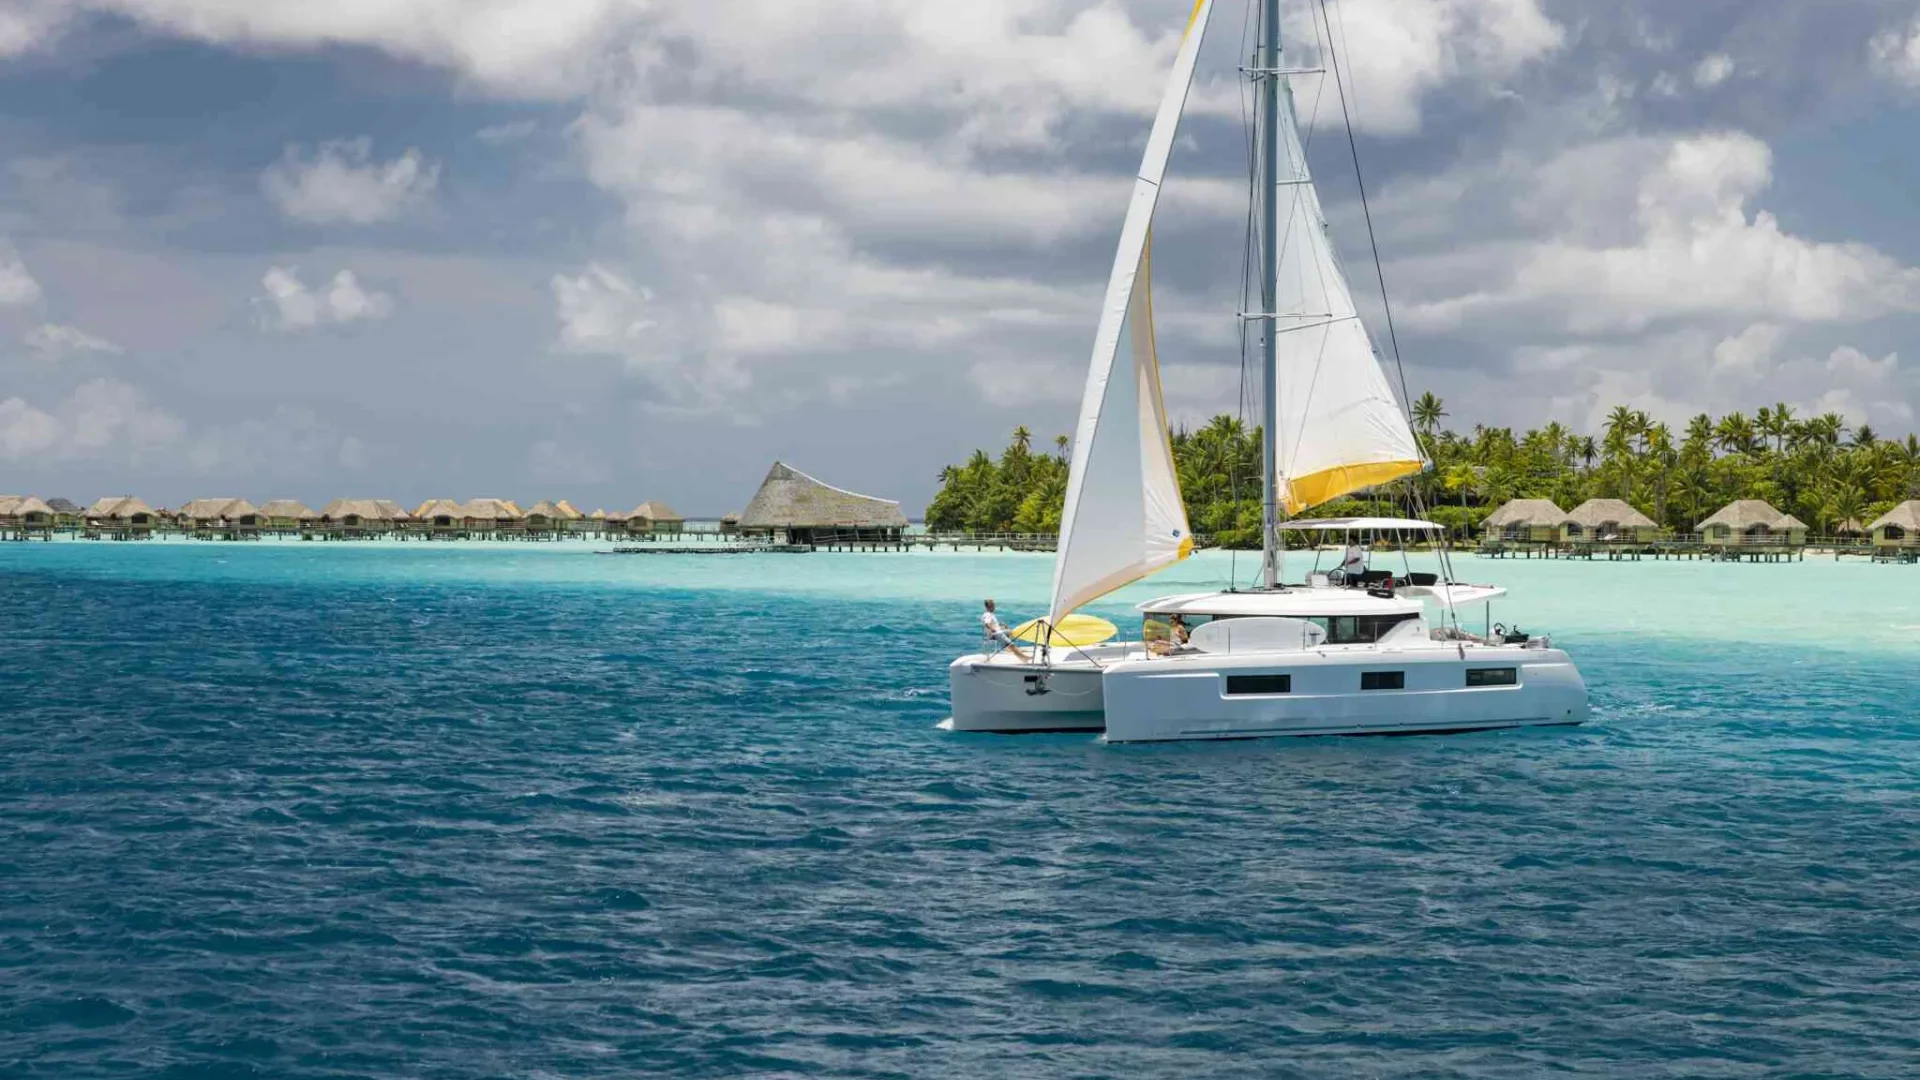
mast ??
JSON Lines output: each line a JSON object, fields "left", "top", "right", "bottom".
{"left": 1259, "top": 0, "right": 1281, "bottom": 589}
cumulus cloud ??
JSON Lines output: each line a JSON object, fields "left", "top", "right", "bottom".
{"left": 24, "top": 322, "right": 122, "bottom": 358}
{"left": 256, "top": 266, "right": 394, "bottom": 331}
{"left": 0, "top": 250, "right": 42, "bottom": 305}
{"left": 261, "top": 138, "right": 438, "bottom": 225}
{"left": 1400, "top": 132, "right": 1920, "bottom": 334}
{"left": 0, "top": 377, "right": 184, "bottom": 462}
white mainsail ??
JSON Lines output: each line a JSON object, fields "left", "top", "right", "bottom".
{"left": 1269, "top": 79, "right": 1423, "bottom": 514}
{"left": 1047, "top": 0, "right": 1213, "bottom": 622}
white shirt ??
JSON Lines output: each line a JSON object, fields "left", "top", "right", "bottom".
{"left": 1339, "top": 545, "right": 1366, "bottom": 574}
{"left": 982, "top": 611, "right": 1009, "bottom": 640}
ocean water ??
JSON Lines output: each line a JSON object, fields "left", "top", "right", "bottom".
{"left": 4, "top": 540, "right": 1919, "bottom": 1078}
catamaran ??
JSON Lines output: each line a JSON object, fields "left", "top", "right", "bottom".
{"left": 946, "top": 0, "right": 1588, "bottom": 741}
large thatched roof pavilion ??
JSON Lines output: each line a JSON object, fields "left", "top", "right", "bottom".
{"left": 739, "top": 462, "right": 907, "bottom": 544}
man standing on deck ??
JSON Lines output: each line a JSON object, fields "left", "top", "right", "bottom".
{"left": 981, "top": 599, "right": 1031, "bottom": 662}
{"left": 1338, "top": 540, "right": 1367, "bottom": 583}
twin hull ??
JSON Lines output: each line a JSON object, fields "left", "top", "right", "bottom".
{"left": 948, "top": 646, "right": 1588, "bottom": 742}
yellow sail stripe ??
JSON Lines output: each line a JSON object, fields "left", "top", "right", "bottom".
{"left": 1185, "top": 0, "right": 1208, "bottom": 35}
{"left": 1283, "top": 459, "right": 1424, "bottom": 515}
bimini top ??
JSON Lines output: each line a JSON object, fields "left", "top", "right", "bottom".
{"left": 1137, "top": 588, "right": 1422, "bottom": 619}
{"left": 1288, "top": 517, "right": 1443, "bottom": 532}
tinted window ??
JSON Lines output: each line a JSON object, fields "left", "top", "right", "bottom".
{"left": 1466, "top": 667, "right": 1517, "bottom": 687}
{"left": 1322, "top": 613, "right": 1419, "bottom": 644}
{"left": 1361, "top": 671, "right": 1404, "bottom": 690}
{"left": 1226, "top": 674, "right": 1291, "bottom": 695}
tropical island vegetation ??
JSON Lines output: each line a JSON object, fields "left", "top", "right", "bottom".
{"left": 925, "top": 394, "right": 1920, "bottom": 546}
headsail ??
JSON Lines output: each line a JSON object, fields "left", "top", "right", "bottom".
{"left": 1269, "top": 80, "right": 1423, "bottom": 515}
{"left": 1048, "top": 0, "right": 1212, "bottom": 622}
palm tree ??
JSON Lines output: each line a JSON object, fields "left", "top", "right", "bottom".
{"left": 1011, "top": 425, "right": 1032, "bottom": 453}
{"left": 1715, "top": 412, "right": 1755, "bottom": 456}
{"left": 1412, "top": 392, "right": 1446, "bottom": 434}
{"left": 1054, "top": 433, "right": 1069, "bottom": 459}
{"left": 1575, "top": 435, "right": 1598, "bottom": 472}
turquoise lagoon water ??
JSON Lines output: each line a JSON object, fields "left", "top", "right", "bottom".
{"left": 4, "top": 539, "right": 1919, "bottom": 1077}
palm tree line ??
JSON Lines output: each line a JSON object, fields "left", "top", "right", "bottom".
{"left": 927, "top": 398, "right": 1920, "bottom": 544}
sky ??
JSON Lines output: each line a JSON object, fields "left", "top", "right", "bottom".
{"left": 2, "top": 0, "right": 1920, "bottom": 516}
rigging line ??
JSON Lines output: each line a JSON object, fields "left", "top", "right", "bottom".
{"left": 1316, "top": 0, "right": 1416, "bottom": 435}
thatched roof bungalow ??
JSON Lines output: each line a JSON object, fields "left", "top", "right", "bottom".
{"left": 0, "top": 495, "right": 55, "bottom": 526}
{"left": 1481, "top": 498, "right": 1568, "bottom": 543}
{"left": 1835, "top": 517, "right": 1867, "bottom": 537}
{"left": 319, "top": 498, "right": 405, "bottom": 534}
{"left": 739, "top": 462, "right": 907, "bottom": 543}
{"left": 259, "top": 500, "right": 316, "bottom": 527}
{"left": 719, "top": 510, "right": 742, "bottom": 534}
{"left": 86, "top": 496, "right": 158, "bottom": 526}
{"left": 1697, "top": 500, "right": 1807, "bottom": 546}
{"left": 411, "top": 498, "right": 464, "bottom": 531}
{"left": 628, "top": 500, "right": 684, "bottom": 533}
{"left": 459, "top": 498, "right": 522, "bottom": 530}
{"left": 523, "top": 500, "right": 574, "bottom": 531}
{"left": 1868, "top": 501, "right": 1920, "bottom": 549}
{"left": 178, "top": 498, "right": 266, "bottom": 529}
{"left": 1564, "top": 498, "right": 1658, "bottom": 542}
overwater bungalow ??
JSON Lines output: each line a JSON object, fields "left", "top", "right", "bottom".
{"left": 628, "top": 500, "right": 685, "bottom": 535}
{"left": 738, "top": 461, "right": 907, "bottom": 545}
{"left": 1868, "top": 501, "right": 1920, "bottom": 552}
{"left": 719, "top": 511, "right": 742, "bottom": 535}
{"left": 177, "top": 497, "right": 265, "bottom": 536}
{"left": 1835, "top": 517, "right": 1868, "bottom": 539}
{"left": 1563, "top": 499, "right": 1659, "bottom": 543}
{"left": 259, "top": 500, "right": 317, "bottom": 532}
{"left": 319, "top": 498, "right": 404, "bottom": 537}
{"left": 86, "top": 496, "right": 158, "bottom": 536}
{"left": 523, "top": 500, "right": 574, "bottom": 536}
{"left": 459, "top": 498, "right": 522, "bottom": 535}
{"left": 1696, "top": 500, "right": 1808, "bottom": 547}
{"left": 1481, "top": 499, "right": 1569, "bottom": 543}
{"left": 412, "top": 498, "right": 464, "bottom": 536}
{"left": 556, "top": 499, "right": 592, "bottom": 534}
{"left": 46, "top": 498, "right": 83, "bottom": 527}
{"left": 603, "top": 508, "right": 629, "bottom": 535}
{"left": 0, "top": 496, "right": 56, "bottom": 537}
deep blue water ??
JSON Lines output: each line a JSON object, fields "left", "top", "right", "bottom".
{"left": 4, "top": 545, "right": 1920, "bottom": 1078}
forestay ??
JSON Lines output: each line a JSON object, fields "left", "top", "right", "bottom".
{"left": 1048, "top": 0, "right": 1212, "bottom": 622}
{"left": 1269, "top": 76, "right": 1423, "bottom": 514}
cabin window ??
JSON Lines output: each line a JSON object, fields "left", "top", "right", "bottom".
{"left": 1466, "top": 667, "right": 1518, "bottom": 687}
{"left": 1319, "top": 613, "right": 1419, "bottom": 645}
{"left": 1360, "top": 671, "right": 1404, "bottom": 691}
{"left": 1226, "top": 674, "right": 1291, "bottom": 695}
{"left": 1888, "top": 526, "right": 1908, "bottom": 541}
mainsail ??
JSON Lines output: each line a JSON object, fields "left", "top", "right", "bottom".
{"left": 1269, "top": 79, "right": 1423, "bottom": 514}
{"left": 1047, "top": 0, "right": 1212, "bottom": 622}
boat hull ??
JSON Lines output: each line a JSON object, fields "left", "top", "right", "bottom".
{"left": 1101, "top": 645, "right": 1587, "bottom": 743}
{"left": 946, "top": 653, "right": 1107, "bottom": 733}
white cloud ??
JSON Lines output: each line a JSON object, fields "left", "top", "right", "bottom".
{"left": 0, "top": 396, "right": 60, "bottom": 459}
{"left": 261, "top": 138, "right": 438, "bottom": 225}
{"left": 24, "top": 322, "right": 122, "bottom": 358}
{"left": 0, "top": 377, "right": 184, "bottom": 462}
{"left": 0, "top": 251, "right": 42, "bottom": 305}
{"left": 256, "top": 266, "right": 394, "bottom": 331}
{"left": 1283, "top": 0, "right": 1563, "bottom": 135}
{"left": 1872, "top": 16, "right": 1920, "bottom": 86}
{"left": 1401, "top": 132, "right": 1920, "bottom": 335}
{"left": 1693, "top": 53, "right": 1735, "bottom": 88}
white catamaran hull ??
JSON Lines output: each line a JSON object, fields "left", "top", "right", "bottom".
{"left": 1101, "top": 645, "right": 1587, "bottom": 743}
{"left": 945, "top": 649, "right": 1122, "bottom": 733}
